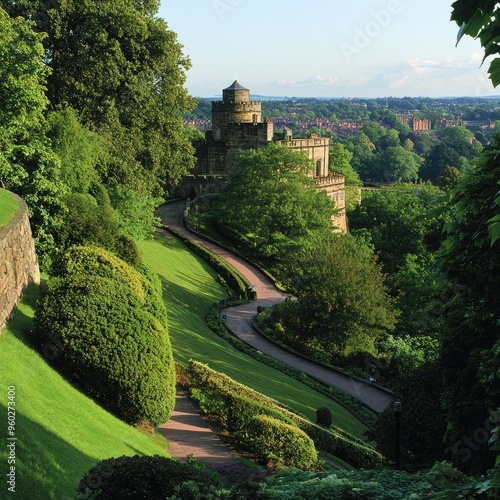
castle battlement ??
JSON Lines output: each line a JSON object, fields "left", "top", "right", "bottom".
{"left": 183, "top": 80, "right": 347, "bottom": 232}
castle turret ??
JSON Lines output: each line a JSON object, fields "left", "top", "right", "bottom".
{"left": 212, "top": 81, "right": 263, "bottom": 139}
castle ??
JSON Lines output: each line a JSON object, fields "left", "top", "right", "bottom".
{"left": 182, "top": 81, "right": 346, "bottom": 232}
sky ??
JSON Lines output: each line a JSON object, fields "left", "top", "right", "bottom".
{"left": 158, "top": 0, "right": 500, "bottom": 99}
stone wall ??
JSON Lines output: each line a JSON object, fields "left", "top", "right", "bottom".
{"left": 0, "top": 192, "right": 40, "bottom": 332}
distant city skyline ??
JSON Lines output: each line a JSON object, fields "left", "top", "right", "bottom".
{"left": 158, "top": 1, "right": 500, "bottom": 99}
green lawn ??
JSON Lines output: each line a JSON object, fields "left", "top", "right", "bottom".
{"left": 0, "top": 284, "right": 168, "bottom": 500}
{"left": 0, "top": 189, "right": 19, "bottom": 228}
{"left": 140, "top": 232, "right": 369, "bottom": 441}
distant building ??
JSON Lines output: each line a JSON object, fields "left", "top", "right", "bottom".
{"left": 182, "top": 81, "right": 346, "bottom": 232}
{"left": 396, "top": 113, "right": 431, "bottom": 132}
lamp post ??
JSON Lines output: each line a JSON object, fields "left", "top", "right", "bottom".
{"left": 394, "top": 400, "right": 402, "bottom": 470}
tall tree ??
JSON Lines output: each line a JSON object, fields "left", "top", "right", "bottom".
{"left": 267, "top": 233, "right": 398, "bottom": 363}
{"left": 3, "top": 0, "right": 195, "bottom": 197}
{"left": 212, "top": 143, "right": 337, "bottom": 266}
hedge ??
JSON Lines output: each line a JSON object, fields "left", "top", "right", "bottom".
{"left": 76, "top": 455, "right": 225, "bottom": 499}
{"left": 186, "top": 361, "right": 386, "bottom": 469}
{"left": 244, "top": 415, "right": 318, "bottom": 470}
{"left": 164, "top": 226, "right": 255, "bottom": 300}
{"left": 36, "top": 246, "right": 176, "bottom": 426}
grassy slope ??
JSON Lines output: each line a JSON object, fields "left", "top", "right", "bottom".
{"left": 140, "top": 232, "right": 369, "bottom": 441}
{"left": 0, "top": 285, "right": 168, "bottom": 500}
{"left": 0, "top": 188, "right": 19, "bottom": 227}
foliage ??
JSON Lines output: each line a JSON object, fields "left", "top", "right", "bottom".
{"left": 4, "top": 0, "right": 196, "bottom": 198}
{"left": 108, "top": 184, "right": 161, "bottom": 240}
{"left": 270, "top": 233, "right": 397, "bottom": 363}
{"left": 436, "top": 165, "right": 464, "bottom": 191}
{"left": 0, "top": 284, "right": 168, "bottom": 500}
{"left": 452, "top": 0, "right": 500, "bottom": 87}
{"left": 186, "top": 361, "right": 384, "bottom": 469}
{"left": 76, "top": 455, "right": 226, "bottom": 499}
{"left": 0, "top": 7, "right": 48, "bottom": 144}
{"left": 349, "top": 183, "right": 448, "bottom": 275}
{"left": 374, "top": 145, "right": 422, "bottom": 183}
{"left": 35, "top": 246, "right": 175, "bottom": 426}
{"left": 264, "top": 468, "right": 439, "bottom": 499}
{"left": 245, "top": 415, "right": 318, "bottom": 470}
{"left": 46, "top": 107, "right": 105, "bottom": 194}
{"left": 329, "top": 141, "right": 362, "bottom": 186}
{"left": 57, "top": 192, "right": 120, "bottom": 249}
{"left": 368, "top": 361, "right": 447, "bottom": 467}
{"left": 438, "top": 135, "right": 500, "bottom": 473}
{"left": 212, "top": 143, "right": 336, "bottom": 266}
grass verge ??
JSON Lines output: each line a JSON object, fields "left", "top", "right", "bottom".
{"left": 140, "top": 232, "right": 369, "bottom": 441}
{"left": 0, "top": 189, "right": 19, "bottom": 228}
{"left": 0, "top": 283, "right": 168, "bottom": 500}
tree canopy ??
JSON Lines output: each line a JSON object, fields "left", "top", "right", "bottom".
{"left": 212, "top": 143, "right": 337, "bottom": 265}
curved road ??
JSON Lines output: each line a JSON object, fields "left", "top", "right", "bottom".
{"left": 156, "top": 201, "right": 392, "bottom": 413}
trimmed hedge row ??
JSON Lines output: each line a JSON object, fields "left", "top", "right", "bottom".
{"left": 206, "top": 302, "right": 377, "bottom": 428}
{"left": 163, "top": 226, "right": 255, "bottom": 300}
{"left": 245, "top": 415, "right": 318, "bottom": 470}
{"left": 186, "top": 361, "right": 386, "bottom": 469}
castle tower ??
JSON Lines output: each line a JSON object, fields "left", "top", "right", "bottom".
{"left": 211, "top": 81, "right": 263, "bottom": 140}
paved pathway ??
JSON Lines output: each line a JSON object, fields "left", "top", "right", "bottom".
{"left": 157, "top": 388, "right": 240, "bottom": 465}
{"left": 156, "top": 200, "right": 392, "bottom": 413}
{"left": 156, "top": 201, "right": 393, "bottom": 462}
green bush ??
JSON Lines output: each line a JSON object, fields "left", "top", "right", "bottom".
{"left": 36, "top": 247, "right": 175, "bottom": 426}
{"left": 245, "top": 415, "right": 318, "bottom": 470}
{"left": 227, "top": 393, "right": 295, "bottom": 437}
{"left": 316, "top": 407, "right": 333, "bottom": 428}
{"left": 76, "top": 455, "right": 225, "bottom": 499}
{"left": 186, "top": 360, "right": 385, "bottom": 469}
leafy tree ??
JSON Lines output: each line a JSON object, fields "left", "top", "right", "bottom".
{"left": 436, "top": 165, "right": 463, "bottom": 191}
{"left": 212, "top": 143, "right": 337, "bottom": 266}
{"left": 46, "top": 107, "right": 106, "bottom": 194}
{"left": 329, "top": 142, "right": 361, "bottom": 186}
{"left": 4, "top": 0, "right": 196, "bottom": 197}
{"left": 344, "top": 132, "right": 376, "bottom": 179}
{"left": 268, "top": 233, "right": 398, "bottom": 363}
{"left": 437, "top": 126, "right": 482, "bottom": 160}
{"left": 375, "top": 145, "right": 421, "bottom": 182}
{"left": 349, "top": 183, "right": 447, "bottom": 275}
{"left": 422, "top": 143, "right": 464, "bottom": 182}
{"left": 438, "top": 136, "right": 500, "bottom": 473}
{"left": 0, "top": 7, "right": 66, "bottom": 265}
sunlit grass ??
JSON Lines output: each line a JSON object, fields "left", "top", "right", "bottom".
{"left": 140, "top": 232, "right": 369, "bottom": 441}
{"left": 0, "top": 284, "right": 168, "bottom": 500}
{"left": 0, "top": 189, "right": 19, "bottom": 227}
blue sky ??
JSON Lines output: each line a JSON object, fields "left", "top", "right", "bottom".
{"left": 158, "top": 1, "right": 500, "bottom": 98}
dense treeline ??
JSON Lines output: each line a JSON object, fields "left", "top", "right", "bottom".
{"left": 0, "top": 1, "right": 194, "bottom": 267}
{"left": 0, "top": 1, "right": 185, "bottom": 430}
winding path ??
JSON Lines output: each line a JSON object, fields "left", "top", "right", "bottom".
{"left": 155, "top": 201, "right": 392, "bottom": 414}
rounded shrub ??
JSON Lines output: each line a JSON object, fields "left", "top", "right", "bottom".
{"left": 245, "top": 415, "right": 318, "bottom": 470}
{"left": 316, "top": 407, "right": 333, "bottom": 428}
{"left": 77, "top": 455, "right": 225, "bottom": 499}
{"left": 36, "top": 247, "right": 175, "bottom": 426}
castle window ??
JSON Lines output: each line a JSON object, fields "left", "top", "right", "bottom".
{"left": 316, "top": 159, "right": 322, "bottom": 177}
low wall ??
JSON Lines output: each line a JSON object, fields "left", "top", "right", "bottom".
{"left": 0, "top": 192, "right": 40, "bottom": 332}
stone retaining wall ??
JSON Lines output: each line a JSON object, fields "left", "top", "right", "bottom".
{"left": 0, "top": 192, "right": 40, "bottom": 332}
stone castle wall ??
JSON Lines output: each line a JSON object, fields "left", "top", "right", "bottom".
{"left": 0, "top": 191, "right": 40, "bottom": 332}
